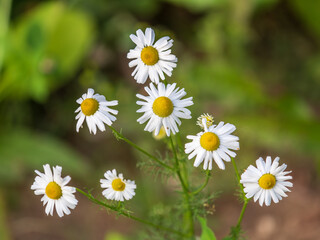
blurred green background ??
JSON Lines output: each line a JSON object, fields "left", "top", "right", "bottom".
{"left": 0, "top": 0, "right": 319, "bottom": 239}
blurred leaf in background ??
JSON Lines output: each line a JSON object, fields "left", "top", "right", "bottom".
{"left": 165, "top": 0, "right": 225, "bottom": 12}
{"left": 198, "top": 216, "right": 217, "bottom": 240}
{"left": 290, "top": 0, "right": 320, "bottom": 40}
{"left": 0, "top": 1, "right": 95, "bottom": 102}
{"left": 0, "top": 128, "right": 89, "bottom": 186}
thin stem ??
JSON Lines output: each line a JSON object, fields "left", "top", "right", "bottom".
{"left": 175, "top": 132, "right": 184, "bottom": 151}
{"left": 231, "top": 157, "right": 250, "bottom": 232}
{"left": 231, "top": 157, "right": 245, "bottom": 194}
{"left": 170, "top": 136, "right": 194, "bottom": 238}
{"left": 170, "top": 136, "right": 188, "bottom": 192}
{"left": 190, "top": 170, "right": 210, "bottom": 195}
{"left": 77, "top": 188, "right": 187, "bottom": 238}
{"left": 175, "top": 132, "right": 189, "bottom": 189}
{"left": 236, "top": 199, "right": 248, "bottom": 228}
{"left": 108, "top": 126, "right": 174, "bottom": 171}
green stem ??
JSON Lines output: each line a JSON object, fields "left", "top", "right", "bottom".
{"left": 231, "top": 157, "right": 250, "bottom": 234}
{"left": 231, "top": 157, "right": 245, "bottom": 194}
{"left": 175, "top": 132, "right": 189, "bottom": 188}
{"left": 170, "top": 136, "right": 194, "bottom": 238}
{"left": 108, "top": 126, "right": 174, "bottom": 171}
{"left": 0, "top": 0, "right": 12, "bottom": 72}
{"left": 175, "top": 132, "right": 184, "bottom": 150}
{"left": 236, "top": 199, "right": 248, "bottom": 228}
{"left": 190, "top": 170, "right": 210, "bottom": 195}
{"left": 170, "top": 136, "right": 188, "bottom": 192}
{"left": 77, "top": 188, "right": 187, "bottom": 238}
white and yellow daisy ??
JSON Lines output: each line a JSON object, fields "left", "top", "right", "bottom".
{"left": 240, "top": 156, "right": 293, "bottom": 206}
{"left": 31, "top": 164, "right": 78, "bottom": 217}
{"left": 136, "top": 82, "right": 193, "bottom": 136}
{"left": 185, "top": 118, "right": 239, "bottom": 170}
{"left": 75, "top": 88, "right": 118, "bottom": 134}
{"left": 197, "top": 113, "right": 214, "bottom": 129}
{"left": 127, "top": 28, "right": 178, "bottom": 84}
{"left": 100, "top": 169, "right": 136, "bottom": 201}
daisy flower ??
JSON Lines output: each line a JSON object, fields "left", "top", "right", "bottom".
{"left": 197, "top": 113, "right": 214, "bottom": 129}
{"left": 136, "top": 82, "right": 193, "bottom": 136}
{"left": 127, "top": 28, "right": 178, "bottom": 84}
{"left": 75, "top": 88, "right": 118, "bottom": 134}
{"left": 31, "top": 164, "right": 78, "bottom": 217}
{"left": 240, "top": 156, "right": 293, "bottom": 206}
{"left": 185, "top": 118, "right": 239, "bottom": 170}
{"left": 100, "top": 169, "right": 136, "bottom": 201}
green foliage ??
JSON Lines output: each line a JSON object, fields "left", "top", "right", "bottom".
{"left": 0, "top": 1, "right": 95, "bottom": 102}
{"left": 0, "top": 0, "right": 12, "bottom": 72}
{"left": 290, "top": 0, "right": 320, "bottom": 40}
{"left": 198, "top": 216, "right": 217, "bottom": 240}
{"left": 190, "top": 191, "right": 217, "bottom": 218}
{"left": 223, "top": 225, "right": 245, "bottom": 240}
{"left": 136, "top": 150, "right": 174, "bottom": 181}
{"left": 252, "top": 0, "right": 279, "bottom": 9}
{"left": 165, "top": 0, "right": 226, "bottom": 12}
{"left": 0, "top": 128, "right": 89, "bottom": 185}
{"left": 182, "top": 61, "right": 265, "bottom": 108}
{"left": 143, "top": 203, "right": 184, "bottom": 240}
{"left": 111, "top": 128, "right": 125, "bottom": 141}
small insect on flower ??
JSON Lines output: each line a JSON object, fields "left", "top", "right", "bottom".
{"left": 127, "top": 28, "right": 178, "bottom": 84}
{"left": 75, "top": 88, "right": 118, "bottom": 134}
{"left": 197, "top": 113, "right": 214, "bottom": 129}
{"left": 240, "top": 156, "right": 293, "bottom": 207}
{"left": 185, "top": 118, "right": 239, "bottom": 170}
{"left": 101, "top": 169, "right": 136, "bottom": 201}
{"left": 31, "top": 164, "right": 78, "bottom": 217}
{"left": 136, "top": 82, "right": 193, "bottom": 136}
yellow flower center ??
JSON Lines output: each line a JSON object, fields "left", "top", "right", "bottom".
{"left": 141, "top": 46, "right": 159, "bottom": 65}
{"left": 153, "top": 126, "right": 167, "bottom": 140}
{"left": 45, "top": 182, "right": 62, "bottom": 200}
{"left": 81, "top": 98, "right": 99, "bottom": 116}
{"left": 258, "top": 174, "right": 276, "bottom": 190}
{"left": 152, "top": 97, "right": 174, "bottom": 117}
{"left": 197, "top": 114, "right": 214, "bottom": 129}
{"left": 112, "top": 178, "right": 126, "bottom": 191}
{"left": 200, "top": 132, "right": 220, "bottom": 151}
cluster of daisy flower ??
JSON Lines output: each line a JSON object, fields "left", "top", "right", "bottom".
{"left": 31, "top": 164, "right": 136, "bottom": 217}
{"left": 31, "top": 27, "right": 292, "bottom": 220}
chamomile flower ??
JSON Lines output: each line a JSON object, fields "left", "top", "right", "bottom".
{"left": 75, "top": 88, "right": 118, "bottom": 134}
{"left": 127, "top": 28, "right": 178, "bottom": 84}
{"left": 185, "top": 118, "right": 239, "bottom": 170}
{"left": 100, "top": 169, "right": 136, "bottom": 201}
{"left": 136, "top": 82, "right": 193, "bottom": 136}
{"left": 31, "top": 164, "right": 78, "bottom": 217}
{"left": 240, "top": 156, "right": 293, "bottom": 206}
{"left": 197, "top": 113, "right": 214, "bottom": 129}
